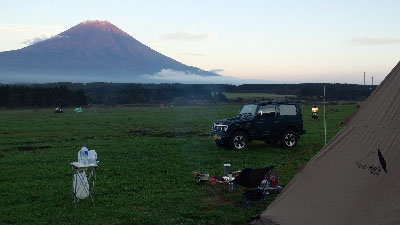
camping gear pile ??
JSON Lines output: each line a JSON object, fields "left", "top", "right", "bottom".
{"left": 193, "top": 165, "right": 281, "bottom": 206}
{"left": 193, "top": 172, "right": 210, "bottom": 182}
{"left": 192, "top": 170, "right": 241, "bottom": 184}
{"left": 193, "top": 171, "right": 231, "bottom": 184}
{"left": 252, "top": 62, "right": 400, "bottom": 225}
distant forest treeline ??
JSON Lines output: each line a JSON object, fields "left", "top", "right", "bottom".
{"left": 0, "top": 85, "right": 87, "bottom": 107}
{"left": 0, "top": 83, "right": 376, "bottom": 108}
{"left": 223, "top": 83, "right": 375, "bottom": 101}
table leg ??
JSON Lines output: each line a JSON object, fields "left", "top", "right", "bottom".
{"left": 72, "top": 167, "right": 78, "bottom": 208}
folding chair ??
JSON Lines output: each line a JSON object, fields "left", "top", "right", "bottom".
{"left": 233, "top": 166, "right": 274, "bottom": 207}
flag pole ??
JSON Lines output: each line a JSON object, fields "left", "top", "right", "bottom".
{"left": 324, "top": 85, "right": 327, "bottom": 146}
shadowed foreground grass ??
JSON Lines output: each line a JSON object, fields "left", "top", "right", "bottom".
{"left": 0, "top": 104, "right": 356, "bottom": 224}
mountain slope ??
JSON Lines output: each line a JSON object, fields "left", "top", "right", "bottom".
{"left": 0, "top": 20, "right": 217, "bottom": 82}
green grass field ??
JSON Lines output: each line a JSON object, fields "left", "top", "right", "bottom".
{"left": 223, "top": 93, "right": 296, "bottom": 101}
{"left": 0, "top": 104, "right": 357, "bottom": 225}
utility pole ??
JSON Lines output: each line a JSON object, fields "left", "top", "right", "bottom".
{"left": 372, "top": 76, "right": 374, "bottom": 86}
{"left": 324, "top": 86, "right": 327, "bottom": 146}
{"left": 364, "top": 72, "right": 366, "bottom": 85}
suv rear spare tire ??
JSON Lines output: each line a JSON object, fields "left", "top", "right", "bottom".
{"left": 230, "top": 131, "right": 248, "bottom": 150}
{"left": 281, "top": 130, "right": 298, "bottom": 148}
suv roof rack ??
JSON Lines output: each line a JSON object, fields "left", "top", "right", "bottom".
{"left": 251, "top": 99, "right": 300, "bottom": 105}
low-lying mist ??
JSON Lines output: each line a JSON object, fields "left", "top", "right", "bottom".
{"left": 0, "top": 69, "right": 274, "bottom": 84}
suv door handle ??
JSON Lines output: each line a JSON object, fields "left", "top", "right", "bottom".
{"left": 274, "top": 121, "right": 281, "bottom": 124}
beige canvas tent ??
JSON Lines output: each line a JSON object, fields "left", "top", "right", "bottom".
{"left": 253, "top": 62, "right": 400, "bottom": 225}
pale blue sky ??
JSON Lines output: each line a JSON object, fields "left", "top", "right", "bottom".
{"left": 1, "top": 0, "right": 400, "bottom": 84}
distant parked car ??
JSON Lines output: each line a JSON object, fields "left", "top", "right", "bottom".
{"left": 211, "top": 101, "right": 306, "bottom": 150}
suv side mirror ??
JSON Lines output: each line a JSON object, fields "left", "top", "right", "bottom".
{"left": 257, "top": 111, "right": 263, "bottom": 118}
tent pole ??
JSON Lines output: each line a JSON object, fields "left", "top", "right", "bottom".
{"left": 324, "top": 86, "right": 327, "bottom": 146}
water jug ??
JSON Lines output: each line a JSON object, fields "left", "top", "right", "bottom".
{"left": 88, "top": 150, "right": 97, "bottom": 166}
{"left": 224, "top": 164, "right": 231, "bottom": 175}
{"left": 78, "top": 145, "right": 89, "bottom": 166}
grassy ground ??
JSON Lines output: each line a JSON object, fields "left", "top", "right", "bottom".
{"left": 0, "top": 104, "right": 357, "bottom": 225}
{"left": 223, "top": 93, "right": 296, "bottom": 101}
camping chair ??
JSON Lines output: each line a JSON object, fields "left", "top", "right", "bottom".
{"left": 233, "top": 166, "right": 274, "bottom": 207}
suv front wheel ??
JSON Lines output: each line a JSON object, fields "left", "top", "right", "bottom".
{"left": 281, "top": 130, "right": 298, "bottom": 148}
{"left": 230, "top": 131, "right": 248, "bottom": 150}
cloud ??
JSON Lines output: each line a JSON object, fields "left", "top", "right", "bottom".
{"left": 0, "top": 24, "right": 66, "bottom": 50}
{"left": 22, "top": 34, "right": 69, "bottom": 45}
{"left": 22, "top": 35, "right": 51, "bottom": 45}
{"left": 142, "top": 69, "right": 271, "bottom": 84}
{"left": 180, "top": 52, "right": 205, "bottom": 56}
{"left": 162, "top": 31, "right": 215, "bottom": 41}
{"left": 0, "top": 24, "right": 65, "bottom": 35}
{"left": 350, "top": 37, "right": 400, "bottom": 45}
{"left": 209, "top": 69, "right": 224, "bottom": 74}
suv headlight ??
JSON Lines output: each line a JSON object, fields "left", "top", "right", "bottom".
{"left": 214, "top": 124, "right": 228, "bottom": 132}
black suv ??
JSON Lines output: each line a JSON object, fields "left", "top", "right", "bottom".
{"left": 211, "top": 101, "right": 305, "bottom": 150}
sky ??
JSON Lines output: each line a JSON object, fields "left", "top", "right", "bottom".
{"left": 1, "top": 0, "right": 400, "bottom": 84}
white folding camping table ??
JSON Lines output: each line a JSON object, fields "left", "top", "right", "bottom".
{"left": 71, "top": 162, "right": 97, "bottom": 207}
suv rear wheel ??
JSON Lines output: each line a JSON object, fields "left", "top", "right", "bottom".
{"left": 230, "top": 131, "right": 248, "bottom": 150}
{"left": 281, "top": 130, "right": 298, "bottom": 148}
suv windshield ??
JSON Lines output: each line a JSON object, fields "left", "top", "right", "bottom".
{"left": 239, "top": 104, "right": 257, "bottom": 116}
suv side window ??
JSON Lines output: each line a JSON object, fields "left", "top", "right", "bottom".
{"left": 258, "top": 105, "right": 276, "bottom": 117}
{"left": 279, "top": 104, "right": 297, "bottom": 116}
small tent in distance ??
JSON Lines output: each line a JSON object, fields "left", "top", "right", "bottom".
{"left": 74, "top": 107, "right": 83, "bottom": 113}
{"left": 253, "top": 61, "right": 400, "bottom": 225}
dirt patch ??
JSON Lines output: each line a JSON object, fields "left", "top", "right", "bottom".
{"left": 65, "top": 138, "right": 76, "bottom": 142}
{"left": 16, "top": 146, "right": 52, "bottom": 151}
{"left": 21, "top": 141, "right": 42, "bottom": 145}
{"left": 127, "top": 129, "right": 153, "bottom": 136}
{"left": 3, "top": 141, "right": 42, "bottom": 146}
{"left": 127, "top": 129, "right": 208, "bottom": 138}
{"left": 132, "top": 205, "right": 147, "bottom": 211}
